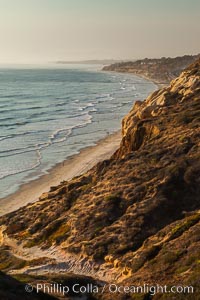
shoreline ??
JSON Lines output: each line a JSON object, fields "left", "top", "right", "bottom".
{"left": 129, "top": 73, "right": 168, "bottom": 88}
{"left": 0, "top": 71, "right": 158, "bottom": 217}
{"left": 0, "top": 131, "right": 121, "bottom": 216}
{"left": 102, "top": 69, "right": 168, "bottom": 89}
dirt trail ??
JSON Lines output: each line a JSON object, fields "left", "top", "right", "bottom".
{"left": 0, "top": 226, "right": 118, "bottom": 282}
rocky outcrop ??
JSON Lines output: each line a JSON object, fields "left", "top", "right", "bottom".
{"left": 115, "top": 58, "right": 200, "bottom": 158}
{"left": 0, "top": 59, "right": 199, "bottom": 299}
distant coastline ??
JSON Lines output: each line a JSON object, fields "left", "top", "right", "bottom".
{"left": 102, "top": 54, "right": 200, "bottom": 86}
{"left": 56, "top": 59, "right": 132, "bottom": 65}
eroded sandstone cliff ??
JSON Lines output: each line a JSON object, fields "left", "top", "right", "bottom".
{"left": 0, "top": 59, "right": 199, "bottom": 300}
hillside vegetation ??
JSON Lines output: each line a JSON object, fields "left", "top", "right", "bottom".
{"left": 0, "top": 59, "right": 200, "bottom": 299}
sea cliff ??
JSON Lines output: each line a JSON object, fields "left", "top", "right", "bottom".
{"left": 0, "top": 59, "right": 199, "bottom": 299}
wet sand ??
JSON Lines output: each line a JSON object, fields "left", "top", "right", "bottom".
{"left": 0, "top": 131, "right": 121, "bottom": 216}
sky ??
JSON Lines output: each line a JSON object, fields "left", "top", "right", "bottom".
{"left": 0, "top": 0, "right": 199, "bottom": 64}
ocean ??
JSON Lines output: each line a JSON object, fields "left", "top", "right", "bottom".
{"left": 0, "top": 65, "right": 156, "bottom": 199}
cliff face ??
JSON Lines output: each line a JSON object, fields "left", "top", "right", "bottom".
{"left": 0, "top": 60, "right": 200, "bottom": 299}
{"left": 116, "top": 58, "right": 200, "bottom": 157}
{"left": 103, "top": 54, "right": 200, "bottom": 84}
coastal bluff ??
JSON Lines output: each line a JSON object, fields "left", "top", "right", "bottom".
{"left": 103, "top": 54, "right": 200, "bottom": 84}
{"left": 0, "top": 59, "right": 200, "bottom": 299}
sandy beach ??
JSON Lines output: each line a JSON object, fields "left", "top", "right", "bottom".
{"left": 0, "top": 131, "right": 121, "bottom": 216}
{"left": 0, "top": 70, "right": 157, "bottom": 218}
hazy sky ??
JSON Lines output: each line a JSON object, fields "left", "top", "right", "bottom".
{"left": 0, "top": 0, "right": 199, "bottom": 63}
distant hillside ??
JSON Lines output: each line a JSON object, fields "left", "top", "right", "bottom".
{"left": 103, "top": 54, "right": 200, "bottom": 84}
{"left": 0, "top": 59, "right": 199, "bottom": 299}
